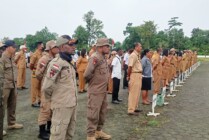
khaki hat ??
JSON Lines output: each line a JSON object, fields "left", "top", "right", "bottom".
{"left": 56, "top": 37, "right": 69, "bottom": 47}
{"left": 20, "top": 45, "right": 27, "bottom": 50}
{"left": 45, "top": 40, "right": 57, "bottom": 51}
{"left": 96, "top": 38, "right": 111, "bottom": 47}
{"left": 170, "top": 48, "right": 176, "bottom": 52}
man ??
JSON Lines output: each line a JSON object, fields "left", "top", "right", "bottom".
{"left": 30, "top": 41, "right": 43, "bottom": 107}
{"left": 127, "top": 42, "right": 143, "bottom": 116}
{"left": 89, "top": 44, "right": 96, "bottom": 57}
{"left": 15, "top": 45, "right": 27, "bottom": 90}
{"left": 36, "top": 40, "right": 59, "bottom": 140}
{"left": 0, "top": 40, "right": 23, "bottom": 136}
{"left": 84, "top": 38, "right": 111, "bottom": 140}
{"left": 123, "top": 50, "right": 129, "bottom": 89}
{"left": 42, "top": 37, "right": 78, "bottom": 140}
{"left": 152, "top": 48, "right": 163, "bottom": 95}
{"left": 111, "top": 48, "right": 123, "bottom": 104}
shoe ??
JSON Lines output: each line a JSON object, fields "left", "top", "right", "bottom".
{"left": 38, "top": 124, "right": 49, "bottom": 140}
{"left": 87, "top": 136, "right": 96, "bottom": 140}
{"left": 31, "top": 103, "right": 40, "bottom": 108}
{"left": 134, "top": 109, "right": 143, "bottom": 113}
{"left": 128, "top": 112, "right": 139, "bottom": 116}
{"left": 22, "top": 87, "right": 28, "bottom": 89}
{"left": 8, "top": 123, "right": 23, "bottom": 130}
{"left": 46, "top": 121, "right": 51, "bottom": 134}
{"left": 142, "top": 102, "right": 150, "bottom": 105}
{"left": 117, "top": 99, "right": 123, "bottom": 102}
{"left": 79, "top": 91, "right": 84, "bottom": 93}
{"left": 3, "top": 130, "right": 6, "bottom": 136}
{"left": 83, "top": 89, "right": 87, "bottom": 92}
{"left": 95, "top": 130, "right": 111, "bottom": 139}
{"left": 112, "top": 100, "right": 120, "bottom": 104}
{"left": 17, "top": 87, "right": 23, "bottom": 90}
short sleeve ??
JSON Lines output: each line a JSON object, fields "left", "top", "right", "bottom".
{"left": 111, "top": 57, "right": 117, "bottom": 66}
{"left": 128, "top": 55, "right": 135, "bottom": 67}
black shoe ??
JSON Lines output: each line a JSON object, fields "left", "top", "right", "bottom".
{"left": 134, "top": 109, "right": 143, "bottom": 113}
{"left": 31, "top": 103, "right": 40, "bottom": 108}
{"left": 112, "top": 100, "right": 120, "bottom": 104}
{"left": 38, "top": 125, "right": 49, "bottom": 140}
{"left": 117, "top": 99, "right": 123, "bottom": 102}
{"left": 46, "top": 121, "right": 51, "bottom": 134}
{"left": 17, "top": 87, "right": 23, "bottom": 90}
{"left": 22, "top": 87, "right": 28, "bottom": 89}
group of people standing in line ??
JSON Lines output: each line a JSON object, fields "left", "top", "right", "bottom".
{"left": 0, "top": 37, "right": 197, "bottom": 140}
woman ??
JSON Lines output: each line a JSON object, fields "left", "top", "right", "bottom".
{"left": 162, "top": 49, "right": 170, "bottom": 86}
{"left": 141, "top": 49, "right": 152, "bottom": 105}
{"left": 76, "top": 49, "right": 88, "bottom": 93}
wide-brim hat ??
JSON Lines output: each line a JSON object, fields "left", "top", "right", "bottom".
{"left": 45, "top": 40, "right": 57, "bottom": 51}
{"left": 96, "top": 38, "right": 111, "bottom": 47}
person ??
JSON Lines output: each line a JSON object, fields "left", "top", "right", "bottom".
{"left": 127, "top": 42, "right": 143, "bottom": 116}
{"left": 42, "top": 36, "right": 78, "bottom": 140}
{"left": 162, "top": 49, "right": 170, "bottom": 86}
{"left": 84, "top": 38, "right": 111, "bottom": 140}
{"left": 30, "top": 41, "right": 43, "bottom": 107}
{"left": 36, "top": 40, "right": 59, "bottom": 140}
{"left": 15, "top": 45, "right": 27, "bottom": 90}
{"left": 76, "top": 49, "right": 88, "bottom": 93}
{"left": 123, "top": 50, "right": 129, "bottom": 89}
{"left": 107, "top": 51, "right": 116, "bottom": 94}
{"left": 0, "top": 40, "right": 23, "bottom": 136}
{"left": 152, "top": 48, "right": 163, "bottom": 96}
{"left": 141, "top": 49, "right": 152, "bottom": 105}
{"left": 89, "top": 44, "right": 96, "bottom": 57}
{"left": 111, "top": 48, "right": 123, "bottom": 104}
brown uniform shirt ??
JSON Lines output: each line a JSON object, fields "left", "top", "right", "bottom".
{"left": 152, "top": 53, "right": 162, "bottom": 76}
{"left": 128, "top": 50, "right": 142, "bottom": 73}
{"left": 76, "top": 56, "right": 88, "bottom": 72}
{"left": 89, "top": 49, "right": 95, "bottom": 57}
{"left": 42, "top": 54, "right": 77, "bottom": 109}
{"left": 35, "top": 52, "right": 53, "bottom": 81}
{"left": 15, "top": 50, "right": 26, "bottom": 69}
{"left": 30, "top": 49, "right": 42, "bottom": 70}
{"left": 84, "top": 52, "right": 109, "bottom": 94}
{"left": 0, "top": 52, "right": 16, "bottom": 89}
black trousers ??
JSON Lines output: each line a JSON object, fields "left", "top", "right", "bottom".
{"left": 112, "top": 78, "right": 120, "bottom": 101}
{"left": 123, "top": 64, "right": 128, "bottom": 88}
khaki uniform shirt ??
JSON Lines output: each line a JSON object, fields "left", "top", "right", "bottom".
{"left": 30, "top": 50, "right": 42, "bottom": 70}
{"left": 42, "top": 54, "right": 77, "bottom": 109}
{"left": 15, "top": 50, "right": 26, "bottom": 69}
{"left": 128, "top": 50, "right": 142, "bottom": 73}
{"left": 152, "top": 53, "right": 162, "bottom": 76}
{"left": 84, "top": 52, "right": 109, "bottom": 94}
{"left": 76, "top": 56, "right": 88, "bottom": 72}
{"left": 0, "top": 52, "right": 16, "bottom": 89}
{"left": 35, "top": 52, "right": 53, "bottom": 81}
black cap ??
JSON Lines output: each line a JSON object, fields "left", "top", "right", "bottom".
{"left": 4, "top": 40, "right": 18, "bottom": 48}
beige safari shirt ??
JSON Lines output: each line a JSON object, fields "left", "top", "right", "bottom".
{"left": 15, "top": 50, "right": 26, "bottom": 69}
{"left": 42, "top": 54, "right": 77, "bottom": 109}
{"left": 128, "top": 50, "right": 142, "bottom": 73}
{"left": 30, "top": 49, "right": 42, "bottom": 70}
{"left": 84, "top": 52, "right": 109, "bottom": 94}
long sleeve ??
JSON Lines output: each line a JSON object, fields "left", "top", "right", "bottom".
{"left": 84, "top": 57, "right": 97, "bottom": 82}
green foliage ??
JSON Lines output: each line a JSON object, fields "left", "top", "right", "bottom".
{"left": 25, "top": 27, "right": 58, "bottom": 51}
{"left": 83, "top": 11, "right": 106, "bottom": 46}
{"left": 73, "top": 25, "right": 88, "bottom": 50}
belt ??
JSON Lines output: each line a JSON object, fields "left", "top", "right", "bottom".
{"left": 132, "top": 71, "right": 142, "bottom": 73}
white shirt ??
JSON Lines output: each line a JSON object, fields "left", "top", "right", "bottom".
{"left": 123, "top": 52, "right": 129, "bottom": 65}
{"left": 111, "top": 55, "right": 122, "bottom": 79}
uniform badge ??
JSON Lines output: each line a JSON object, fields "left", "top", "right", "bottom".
{"left": 49, "top": 64, "right": 60, "bottom": 78}
{"left": 93, "top": 57, "right": 98, "bottom": 65}
{"left": 40, "top": 61, "right": 46, "bottom": 69}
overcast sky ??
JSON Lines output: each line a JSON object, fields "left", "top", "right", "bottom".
{"left": 0, "top": 0, "right": 208, "bottom": 42}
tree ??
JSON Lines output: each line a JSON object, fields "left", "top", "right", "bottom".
{"left": 83, "top": 11, "right": 106, "bottom": 46}
{"left": 13, "top": 38, "right": 25, "bottom": 47}
{"left": 73, "top": 25, "right": 88, "bottom": 50}
{"left": 25, "top": 27, "right": 58, "bottom": 51}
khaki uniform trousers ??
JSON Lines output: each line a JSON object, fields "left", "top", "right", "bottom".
{"left": 31, "top": 71, "right": 41, "bottom": 104}
{"left": 38, "top": 92, "right": 52, "bottom": 125}
{"left": 50, "top": 107, "right": 76, "bottom": 140}
{"left": 128, "top": 73, "right": 142, "bottom": 113}
{"left": 87, "top": 93, "right": 107, "bottom": 137}
{"left": 153, "top": 73, "right": 162, "bottom": 94}
{"left": 78, "top": 71, "right": 86, "bottom": 91}
{"left": 17, "top": 68, "right": 26, "bottom": 88}
{"left": 3, "top": 88, "right": 17, "bottom": 125}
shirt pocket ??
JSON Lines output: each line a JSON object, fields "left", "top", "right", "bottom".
{"left": 99, "top": 66, "right": 107, "bottom": 74}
